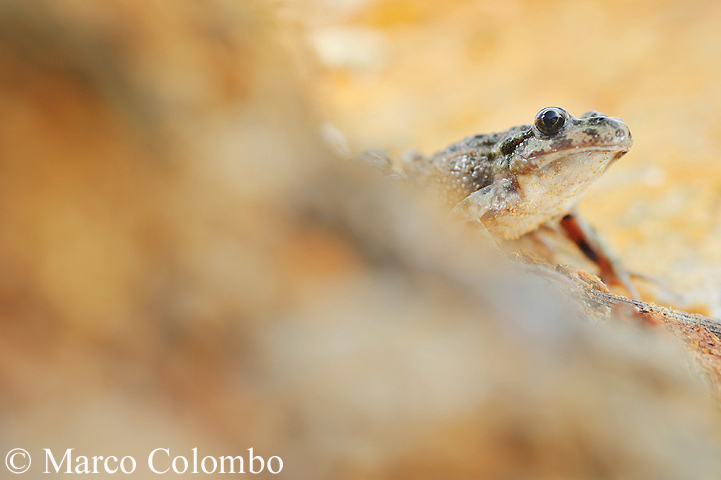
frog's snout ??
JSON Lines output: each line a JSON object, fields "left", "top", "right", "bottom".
{"left": 604, "top": 116, "right": 632, "bottom": 149}
{"left": 615, "top": 126, "right": 632, "bottom": 143}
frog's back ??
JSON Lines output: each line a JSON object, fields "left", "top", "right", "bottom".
{"left": 403, "top": 125, "right": 528, "bottom": 208}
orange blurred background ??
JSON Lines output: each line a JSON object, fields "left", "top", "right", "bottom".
{"left": 2, "top": 1, "right": 721, "bottom": 478}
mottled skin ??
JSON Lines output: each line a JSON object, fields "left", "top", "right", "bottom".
{"left": 402, "top": 125, "right": 528, "bottom": 210}
{"left": 400, "top": 107, "right": 638, "bottom": 298}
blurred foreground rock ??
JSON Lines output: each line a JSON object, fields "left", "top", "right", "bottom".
{"left": 1, "top": 1, "right": 721, "bottom": 479}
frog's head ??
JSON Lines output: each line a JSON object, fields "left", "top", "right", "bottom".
{"left": 506, "top": 107, "right": 632, "bottom": 176}
{"left": 500, "top": 107, "right": 632, "bottom": 219}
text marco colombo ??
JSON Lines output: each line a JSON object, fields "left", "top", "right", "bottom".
{"left": 40, "top": 447, "right": 283, "bottom": 474}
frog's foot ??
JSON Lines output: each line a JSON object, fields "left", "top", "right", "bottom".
{"left": 559, "top": 212, "right": 641, "bottom": 300}
{"left": 449, "top": 179, "right": 520, "bottom": 224}
{"left": 447, "top": 186, "right": 502, "bottom": 249}
{"left": 449, "top": 185, "right": 493, "bottom": 221}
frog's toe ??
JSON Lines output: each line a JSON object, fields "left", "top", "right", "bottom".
{"left": 449, "top": 185, "right": 494, "bottom": 223}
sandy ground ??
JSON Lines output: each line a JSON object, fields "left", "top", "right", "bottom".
{"left": 289, "top": 0, "right": 721, "bottom": 314}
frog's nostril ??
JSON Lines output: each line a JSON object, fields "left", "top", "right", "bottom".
{"left": 615, "top": 128, "right": 630, "bottom": 139}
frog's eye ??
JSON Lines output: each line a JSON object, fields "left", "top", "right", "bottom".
{"left": 534, "top": 107, "right": 566, "bottom": 136}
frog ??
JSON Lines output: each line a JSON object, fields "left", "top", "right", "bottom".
{"left": 384, "top": 106, "right": 638, "bottom": 298}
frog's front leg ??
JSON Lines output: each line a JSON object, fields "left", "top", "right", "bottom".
{"left": 450, "top": 185, "right": 493, "bottom": 221}
{"left": 448, "top": 180, "right": 521, "bottom": 248}
{"left": 445, "top": 185, "right": 497, "bottom": 247}
{"left": 449, "top": 179, "right": 518, "bottom": 223}
{"left": 559, "top": 211, "right": 641, "bottom": 300}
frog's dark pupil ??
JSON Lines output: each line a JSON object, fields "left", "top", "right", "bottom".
{"left": 535, "top": 108, "right": 565, "bottom": 136}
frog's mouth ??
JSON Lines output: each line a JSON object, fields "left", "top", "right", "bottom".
{"left": 527, "top": 144, "right": 630, "bottom": 164}
{"left": 609, "top": 150, "right": 630, "bottom": 165}
{"left": 590, "top": 145, "right": 631, "bottom": 164}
